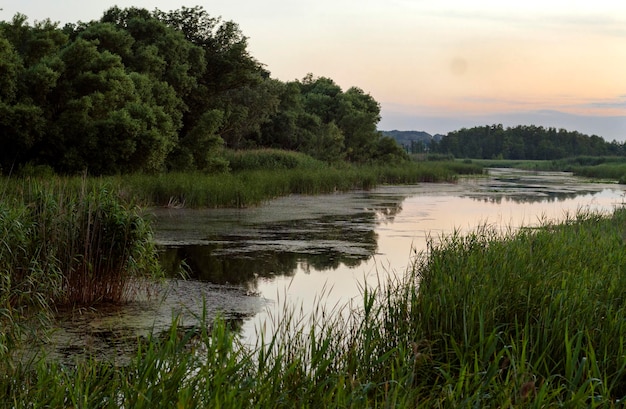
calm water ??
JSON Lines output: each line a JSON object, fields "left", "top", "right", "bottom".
{"left": 49, "top": 169, "right": 626, "bottom": 360}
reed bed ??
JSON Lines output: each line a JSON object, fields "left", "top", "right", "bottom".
{"left": 2, "top": 150, "right": 482, "bottom": 209}
{"left": 118, "top": 162, "right": 466, "bottom": 208}
{"left": 572, "top": 163, "right": 626, "bottom": 182}
{"left": 0, "top": 179, "right": 161, "bottom": 375}
{"left": 4, "top": 207, "right": 626, "bottom": 407}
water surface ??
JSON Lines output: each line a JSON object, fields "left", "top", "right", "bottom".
{"left": 50, "top": 170, "right": 626, "bottom": 359}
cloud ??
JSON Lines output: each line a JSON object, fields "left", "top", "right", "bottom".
{"left": 584, "top": 98, "right": 626, "bottom": 109}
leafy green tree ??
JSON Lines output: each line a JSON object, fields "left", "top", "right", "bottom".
{"left": 1, "top": 14, "right": 68, "bottom": 66}
{"left": 168, "top": 109, "right": 227, "bottom": 171}
{"left": 0, "top": 14, "right": 66, "bottom": 172}
{"left": 373, "top": 135, "right": 409, "bottom": 162}
{"left": 433, "top": 124, "right": 622, "bottom": 160}
{"left": 257, "top": 81, "right": 304, "bottom": 150}
{"left": 0, "top": 26, "right": 49, "bottom": 172}
{"left": 0, "top": 8, "right": 409, "bottom": 174}
{"left": 44, "top": 38, "right": 177, "bottom": 173}
{"left": 0, "top": 35, "right": 21, "bottom": 102}
{"left": 75, "top": 22, "right": 134, "bottom": 61}
{"left": 99, "top": 7, "right": 205, "bottom": 99}
{"left": 300, "top": 74, "right": 342, "bottom": 123}
{"left": 303, "top": 121, "right": 345, "bottom": 163}
{"left": 154, "top": 6, "right": 276, "bottom": 151}
{"left": 336, "top": 87, "right": 382, "bottom": 162}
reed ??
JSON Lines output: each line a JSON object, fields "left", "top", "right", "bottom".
{"left": 117, "top": 162, "right": 468, "bottom": 208}
{"left": 7, "top": 183, "right": 626, "bottom": 406}
{"left": 0, "top": 179, "right": 160, "bottom": 308}
{"left": 410, "top": 209, "right": 626, "bottom": 405}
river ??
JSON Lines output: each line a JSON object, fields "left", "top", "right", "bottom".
{"left": 48, "top": 169, "right": 626, "bottom": 362}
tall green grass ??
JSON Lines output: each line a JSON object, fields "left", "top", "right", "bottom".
{"left": 1, "top": 150, "right": 484, "bottom": 209}
{"left": 0, "top": 179, "right": 161, "bottom": 376}
{"left": 5, "top": 208, "right": 626, "bottom": 406}
{"left": 7, "top": 175, "right": 626, "bottom": 408}
{"left": 118, "top": 162, "right": 468, "bottom": 208}
{"left": 476, "top": 156, "right": 626, "bottom": 182}
{"left": 410, "top": 210, "right": 626, "bottom": 406}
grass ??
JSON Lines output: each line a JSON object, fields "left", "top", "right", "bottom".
{"left": 4, "top": 206, "right": 626, "bottom": 406}
{"left": 475, "top": 156, "right": 626, "bottom": 182}
{"left": 7, "top": 152, "right": 626, "bottom": 406}
{"left": 110, "top": 160, "right": 476, "bottom": 208}
{"left": 0, "top": 178, "right": 161, "bottom": 382}
{"left": 3, "top": 150, "right": 485, "bottom": 209}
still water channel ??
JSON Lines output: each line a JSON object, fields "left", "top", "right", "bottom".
{"left": 49, "top": 169, "right": 626, "bottom": 362}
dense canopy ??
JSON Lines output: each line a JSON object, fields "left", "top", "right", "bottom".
{"left": 0, "top": 6, "right": 406, "bottom": 175}
{"left": 430, "top": 124, "right": 625, "bottom": 160}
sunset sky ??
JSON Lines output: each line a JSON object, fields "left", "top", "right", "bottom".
{"left": 3, "top": 1, "right": 626, "bottom": 140}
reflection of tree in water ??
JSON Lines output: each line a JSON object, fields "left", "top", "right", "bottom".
{"left": 365, "top": 201, "right": 403, "bottom": 223}
{"left": 468, "top": 190, "right": 598, "bottom": 204}
{"left": 158, "top": 203, "right": 401, "bottom": 289}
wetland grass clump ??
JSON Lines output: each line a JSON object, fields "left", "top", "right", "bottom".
{"left": 408, "top": 209, "right": 626, "bottom": 406}
{"left": 0, "top": 179, "right": 161, "bottom": 394}
{"left": 0, "top": 179, "right": 160, "bottom": 307}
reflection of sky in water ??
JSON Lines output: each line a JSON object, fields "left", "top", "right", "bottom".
{"left": 239, "top": 173, "right": 626, "bottom": 344}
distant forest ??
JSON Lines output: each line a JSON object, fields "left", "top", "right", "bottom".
{"left": 388, "top": 125, "right": 625, "bottom": 160}
{"left": 0, "top": 6, "right": 407, "bottom": 175}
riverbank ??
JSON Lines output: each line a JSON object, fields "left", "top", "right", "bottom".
{"left": 11, "top": 150, "right": 483, "bottom": 208}
{"left": 3, "top": 199, "right": 626, "bottom": 406}
{"left": 474, "top": 156, "right": 626, "bottom": 183}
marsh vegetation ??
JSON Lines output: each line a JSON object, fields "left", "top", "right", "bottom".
{"left": 1, "top": 170, "right": 626, "bottom": 407}
{"left": 4, "top": 4, "right": 626, "bottom": 406}
{"left": 4, "top": 204, "right": 626, "bottom": 406}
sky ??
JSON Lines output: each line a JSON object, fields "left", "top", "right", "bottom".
{"left": 3, "top": 1, "right": 626, "bottom": 140}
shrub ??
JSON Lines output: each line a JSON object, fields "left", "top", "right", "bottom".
{"left": 224, "top": 149, "right": 325, "bottom": 171}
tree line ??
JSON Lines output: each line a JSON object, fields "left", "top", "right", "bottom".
{"left": 430, "top": 124, "right": 624, "bottom": 160}
{"left": 0, "top": 6, "right": 407, "bottom": 175}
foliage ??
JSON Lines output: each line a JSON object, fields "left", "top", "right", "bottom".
{"left": 4, "top": 210, "right": 626, "bottom": 406}
{"left": 432, "top": 123, "right": 624, "bottom": 160}
{"left": 0, "top": 7, "right": 407, "bottom": 175}
{"left": 0, "top": 179, "right": 160, "bottom": 307}
{"left": 258, "top": 75, "right": 406, "bottom": 164}
{"left": 111, "top": 160, "right": 469, "bottom": 208}
{"left": 223, "top": 149, "right": 325, "bottom": 172}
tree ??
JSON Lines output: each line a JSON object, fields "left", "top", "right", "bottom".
{"left": 336, "top": 87, "right": 383, "bottom": 162}
{"left": 0, "top": 25, "right": 48, "bottom": 171}
{"left": 0, "top": 8, "right": 408, "bottom": 174}
{"left": 42, "top": 38, "right": 178, "bottom": 173}
{"left": 304, "top": 121, "right": 345, "bottom": 163}
{"left": 169, "top": 109, "right": 227, "bottom": 171}
{"left": 154, "top": 6, "right": 275, "bottom": 151}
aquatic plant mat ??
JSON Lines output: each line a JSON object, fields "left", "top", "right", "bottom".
{"left": 4, "top": 207, "right": 626, "bottom": 407}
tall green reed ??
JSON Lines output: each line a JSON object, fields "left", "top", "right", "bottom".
{"left": 18, "top": 180, "right": 161, "bottom": 306}
{"left": 411, "top": 209, "right": 626, "bottom": 405}
{"left": 6, "top": 184, "right": 626, "bottom": 407}
{"left": 0, "top": 178, "right": 161, "bottom": 357}
{"left": 117, "top": 162, "right": 466, "bottom": 208}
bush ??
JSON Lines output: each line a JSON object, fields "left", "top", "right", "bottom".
{"left": 224, "top": 149, "right": 325, "bottom": 171}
